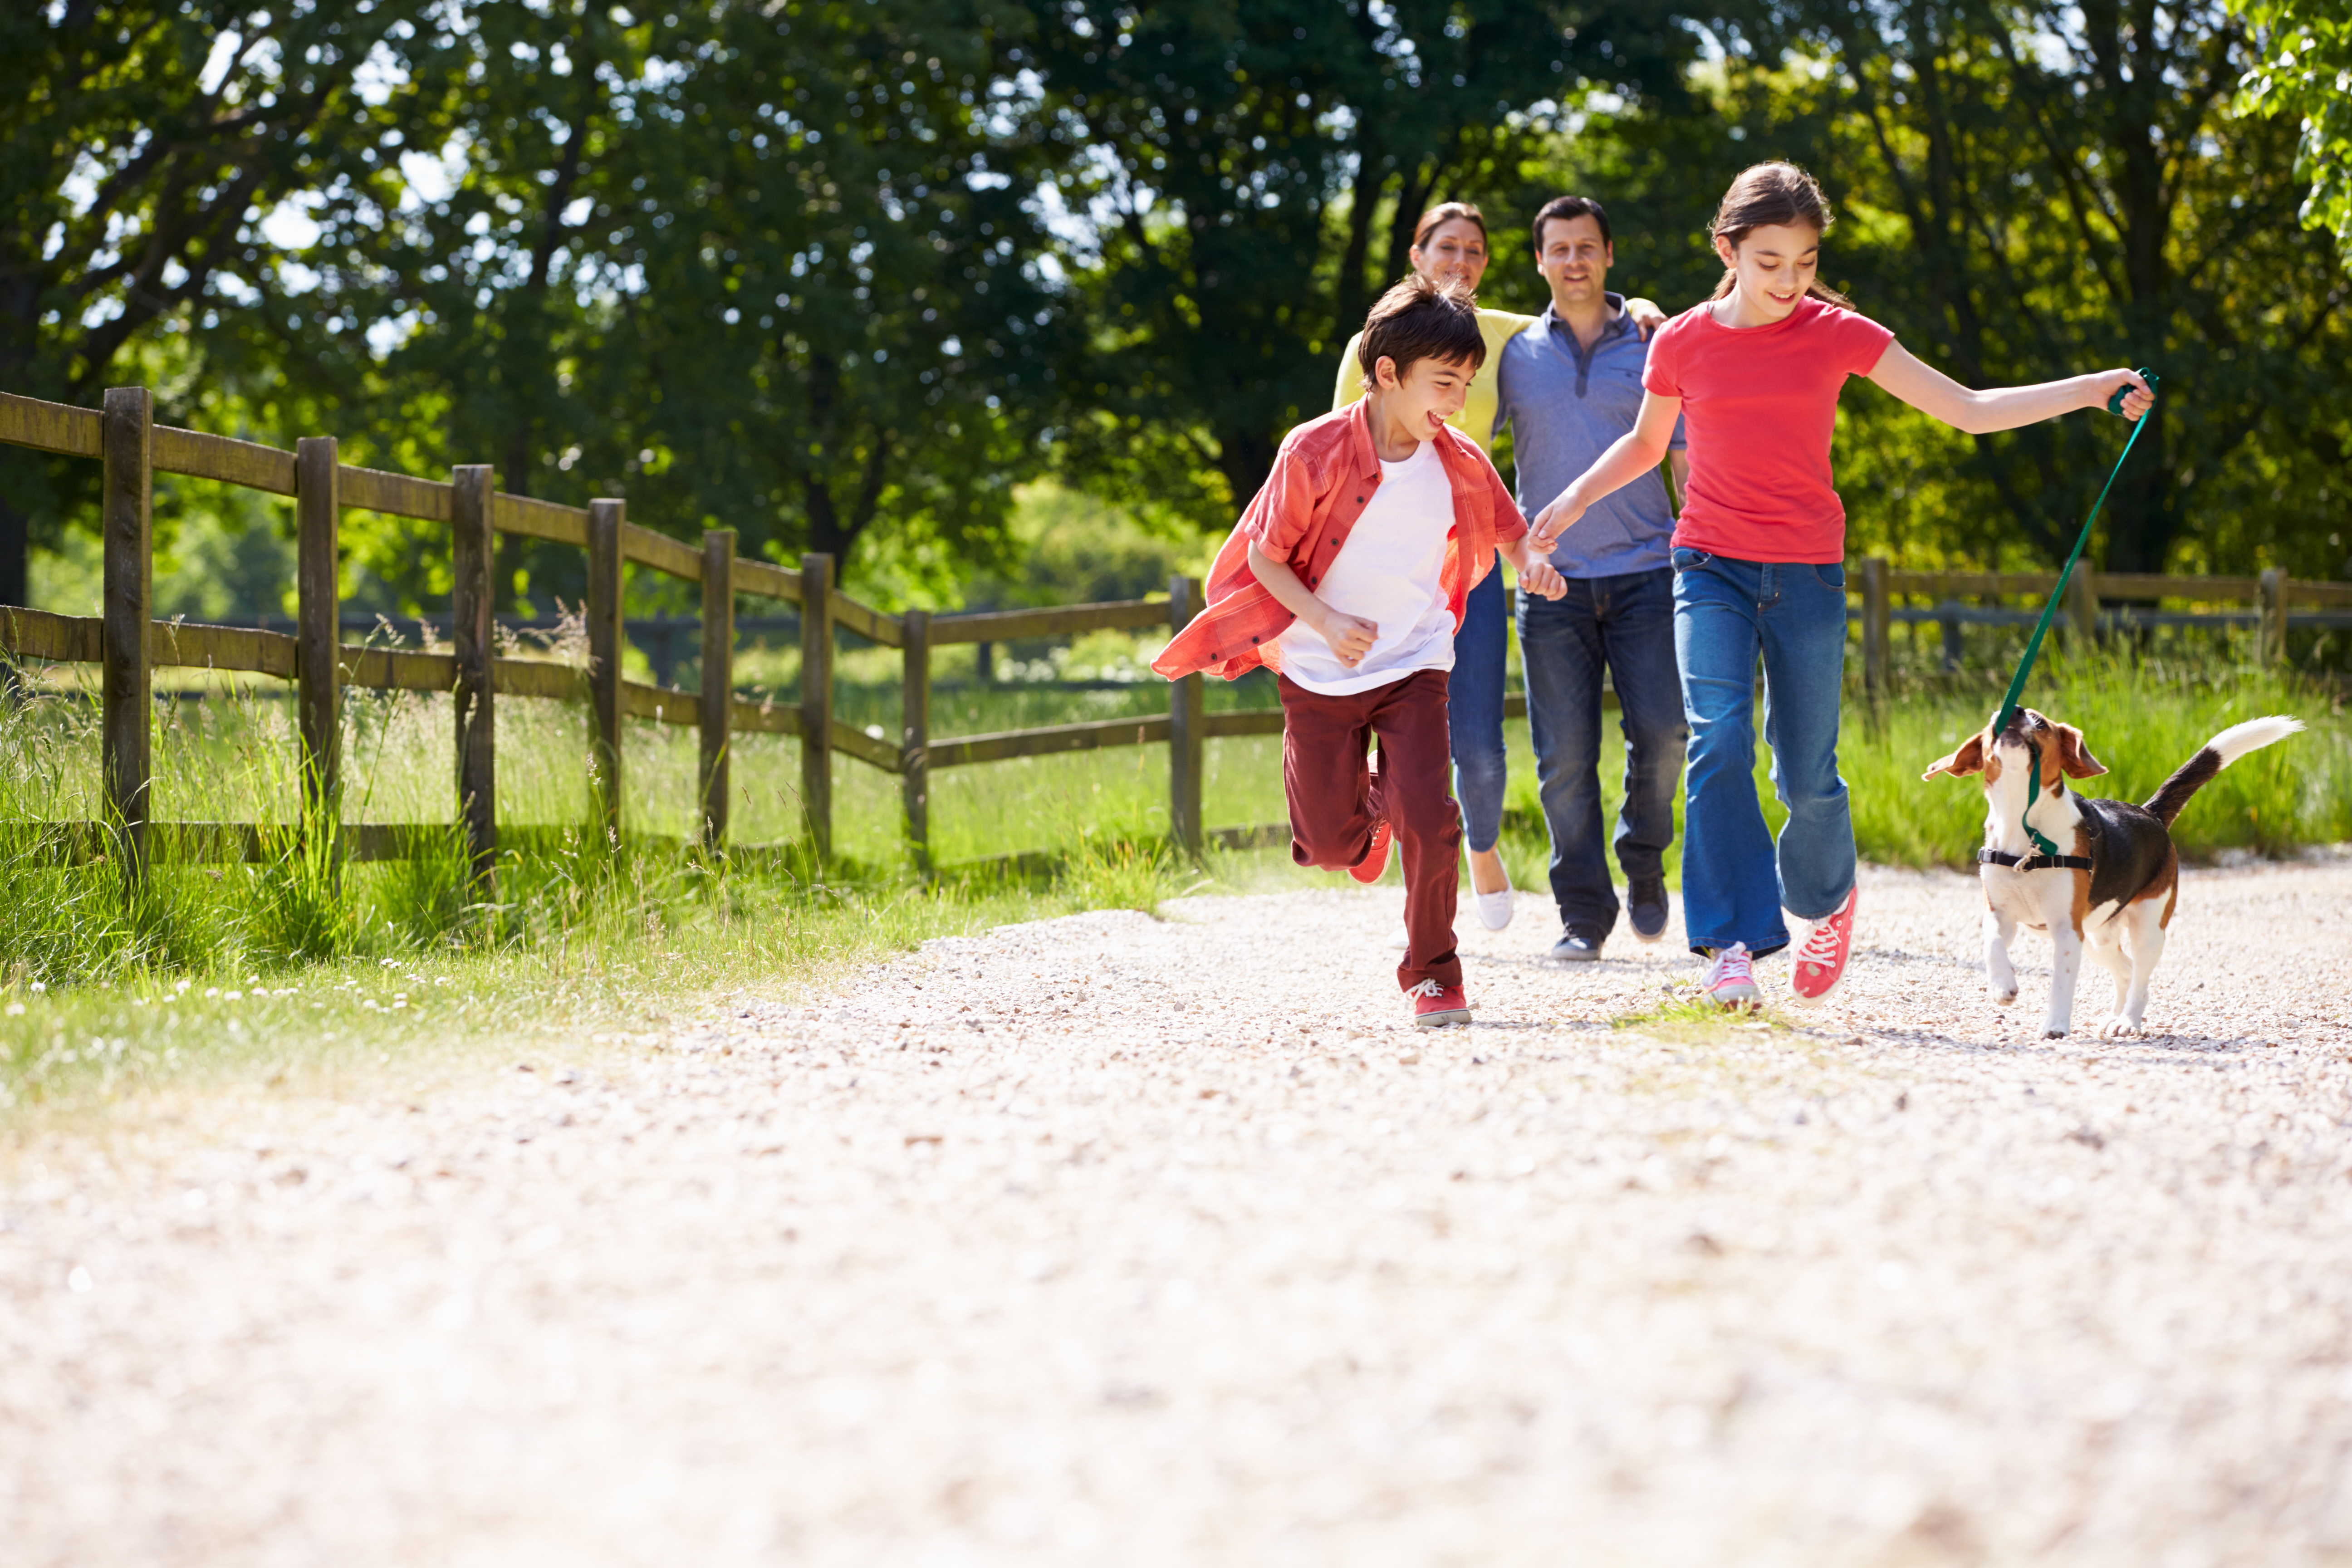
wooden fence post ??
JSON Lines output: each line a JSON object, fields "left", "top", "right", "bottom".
{"left": 901, "top": 607, "right": 931, "bottom": 875}
{"left": 100, "top": 385, "right": 153, "bottom": 887}
{"left": 2067, "top": 561, "right": 2102, "bottom": 645}
{"left": 1168, "top": 574, "right": 1203, "bottom": 858}
{"left": 1858, "top": 556, "right": 1890, "bottom": 722}
{"left": 587, "top": 498, "right": 626, "bottom": 844}
{"left": 799, "top": 551, "right": 834, "bottom": 861}
{"left": 698, "top": 528, "right": 734, "bottom": 852}
{"left": 2259, "top": 568, "right": 2287, "bottom": 666}
{"left": 451, "top": 465, "right": 498, "bottom": 890}
{"left": 295, "top": 436, "right": 340, "bottom": 856}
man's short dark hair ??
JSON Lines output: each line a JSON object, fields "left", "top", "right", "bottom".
{"left": 1356, "top": 273, "right": 1485, "bottom": 384}
{"left": 1532, "top": 195, "right": 1612, "bottom": 254}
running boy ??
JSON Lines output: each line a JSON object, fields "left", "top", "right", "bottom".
{"left": 1528, "top": 162, "right": 2151, "bottom": 1009}
{"left": 1154, "top": 274, "right": 1568, "bottom": 1027}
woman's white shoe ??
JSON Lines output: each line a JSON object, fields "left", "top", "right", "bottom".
{"left": 1469, "top": 851, "right": 1514, "bottom": 931}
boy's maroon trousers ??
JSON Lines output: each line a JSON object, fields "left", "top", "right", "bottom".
{"left": 1279, "top": 668, "right": 1461, "bottom": 992}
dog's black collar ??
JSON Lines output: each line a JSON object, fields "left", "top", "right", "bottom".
{"left": 1979, "top": 847, "right": 2093, "bottom": 872}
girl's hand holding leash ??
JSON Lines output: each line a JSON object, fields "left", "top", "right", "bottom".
{"left": 2097, "top": 368, "right": 2156, "bottom": 421}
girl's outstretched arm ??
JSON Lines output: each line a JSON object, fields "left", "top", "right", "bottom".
{"left": 1530, "top": 390, "right": 1683, "bottom": 550}
{"left": 1866, "top": 343, "right": 2153, "bottom": 434}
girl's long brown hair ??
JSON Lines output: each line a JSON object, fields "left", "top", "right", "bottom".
{"left": 1708, "top": 162, "right": 1854, "bottom": 308}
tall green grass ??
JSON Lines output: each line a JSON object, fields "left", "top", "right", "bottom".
{"left": 1478, "top": 652, "right": 2347, "bottom": 891}
{"left": 3, "top": 641, "right": 2342, "bottom": 1115}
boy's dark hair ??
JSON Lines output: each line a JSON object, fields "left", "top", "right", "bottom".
{"left": 1532, "top": 194, "right": 1612, "bottom": 253}
{"left": 1356, "top": 273, "right": 1485, "bottom": 385}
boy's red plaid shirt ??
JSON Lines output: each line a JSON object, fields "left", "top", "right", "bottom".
{"left": 1151, "top": 398, "right": 1528, "bottom": 683}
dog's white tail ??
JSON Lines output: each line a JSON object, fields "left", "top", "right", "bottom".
{"left": 2142, "top": 715, "right": 2304, "bottom": 827}
{"left": 2208, "top": 715, "right": 2305, "bottom": 766}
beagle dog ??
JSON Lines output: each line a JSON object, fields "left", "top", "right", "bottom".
{"left": 1923, "top": 708, "right": 2302, "bottom": 1039}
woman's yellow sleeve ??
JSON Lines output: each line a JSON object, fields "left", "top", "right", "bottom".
{"left": 1333, "top": 333, "right": 1367, "bottom": 412}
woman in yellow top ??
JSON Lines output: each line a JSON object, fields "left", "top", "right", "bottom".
{"left": 1333, "top": 201, "right": 1661, "bottom": 936}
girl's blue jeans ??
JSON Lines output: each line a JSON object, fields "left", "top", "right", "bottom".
{"left": 1449, "top": 566, "right": 1509, "bottom": 853}
{"left": 1671, "top": 547, "right": 1856, "bottom": 958}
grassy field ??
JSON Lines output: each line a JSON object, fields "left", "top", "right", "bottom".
{"left": 1, "top": 635, "right": 2343, "bottom": 1119}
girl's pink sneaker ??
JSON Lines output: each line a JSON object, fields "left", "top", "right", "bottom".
{"left": 1701, "top": 943, "right": 1761, "bottom": 1009}
{"left": 1790, "top": 887, "right": 1858, "bottom": 1001}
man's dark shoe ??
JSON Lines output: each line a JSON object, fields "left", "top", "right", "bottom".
{"left": 1628, "top": 878, "right": 1671, "bottom": 943}
{"left": 1548, "top": 926, "right": 1606, "bottom": 962}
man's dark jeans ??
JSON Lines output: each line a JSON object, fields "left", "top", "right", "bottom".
{"left": 1516, "top": 566, "right": 1687, "bottom": 938}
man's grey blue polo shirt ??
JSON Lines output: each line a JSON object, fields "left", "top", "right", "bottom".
{"left": 1494, "top": 294, "right": 1684, "bottom": 580}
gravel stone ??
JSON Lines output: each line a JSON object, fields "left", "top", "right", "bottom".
{"left": 4, "top": 859, "right": 2352, "bottom": 1566}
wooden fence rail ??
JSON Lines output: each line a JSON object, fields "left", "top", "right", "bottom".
{"left": 0, "top": 386, "right": 1233, "bottom": 885}
{"left": 1851, "top": 555, "right": 2352, "bottom": 709}
{"left": 9, "top": 386, "right": 2342, "bottom": 886}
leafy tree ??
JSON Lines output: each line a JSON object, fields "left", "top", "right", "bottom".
{"left": 282, "top": 0, "right": 1073, "bottom": 608}
{"left": 0, "top": 0, "right": 454, "bottom": 608}
{"left": 2235, "top": 0, "right": 2352, "bottom": 273}
{"left": 1544, "top": 1, "right": 2351, "bottom": 577}
{"left": 1028, "top": 0, "right": 1720, "bottom": 527}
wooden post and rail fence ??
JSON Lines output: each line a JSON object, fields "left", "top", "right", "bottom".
{"left": 1851, "top": 558, "right": 2352, "bottom": 718}
{"left": 0, "top": 387, "right": 1295, "bottom": 888}
{"left": 5, "top": 387, "right": 2348, "bottom": 888}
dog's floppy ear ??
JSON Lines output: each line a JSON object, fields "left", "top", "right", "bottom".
{"left": 1922, "top": 733, "right": 1987, "bottom": 781}
{"left": 2053, "top": 723, "right": 2107, "bottom": 779}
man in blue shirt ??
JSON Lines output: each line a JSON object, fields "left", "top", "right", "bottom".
{"left": 1495, "top": 195, "right": 1689, "bottom": 960}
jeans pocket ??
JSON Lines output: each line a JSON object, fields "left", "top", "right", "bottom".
{"left": 1671, "top": 547, "right": 1711, "bottom": 573}
{"left": 1813, "top": 562, "right": 1847, "bottom": 590}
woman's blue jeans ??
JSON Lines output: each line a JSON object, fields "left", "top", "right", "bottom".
{"left": 1671, "top": 547, "right": 1856, "bottom": 958}
{"left": 1450, "top": 567, "right": 1509, "bottom": 853}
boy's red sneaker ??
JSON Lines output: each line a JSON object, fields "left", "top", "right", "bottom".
{"left": 1406, "top": 978, "right": 1471, "bottom": 1028}
{"left": 1790, "top": 887, "right": 1858, "bottom": 1001}
{"left": 1348, "top": 818, "right": 1393, "bottom": 884}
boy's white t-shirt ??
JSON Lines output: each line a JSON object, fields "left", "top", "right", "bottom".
{"left": 1275, "top": 438, "right": 1457, "bottom": 696}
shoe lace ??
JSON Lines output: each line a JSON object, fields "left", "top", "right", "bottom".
{"left": 1704, "top": 943, "right": 1752, "bottom": 986}
{"left": 1405, "top": 978, "right": 1446, "bottom": 1000}
{"left": 1794, "top": 917, "right": 1846, "bottom": 969}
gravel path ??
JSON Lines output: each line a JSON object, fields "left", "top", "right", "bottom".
{"left": 6, "top": 859, "right": 2352, "bottom": 1566}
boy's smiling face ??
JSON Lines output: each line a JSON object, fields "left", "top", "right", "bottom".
{"left": 1370, "top": 352, "right": 1475, "bottom": 446}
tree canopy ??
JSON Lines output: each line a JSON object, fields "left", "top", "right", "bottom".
{"left": 5, "top": 0, "right": 2346, "bottom": 612}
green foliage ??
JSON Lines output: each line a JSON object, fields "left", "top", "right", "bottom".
{"left": 1519, "top": 5, "right": 2352, "bottom": 581}
{"left": 1034, "top": 0, "right": 1711, "bottom": 526}
{"left": 2236, "top": 0, "right": 2352, "bottom": 272}
{"left": 9, "top": 0, "right": 2351, "bottom": 614}
{"left": 274, "top": 0, "right": 1080, "bottom": 608}
{"left": 0, "top": 0, "right": 463, "bottom": 603}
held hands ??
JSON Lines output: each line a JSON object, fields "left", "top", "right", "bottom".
{"left": 1316, "top": 608, "right": 1379, "bottom": 670}
{"left": 1517, "top": 557, "right": 1568, "bottom": 602}
{"left": 1529, "top": 490, "right": 1587, "bottom": 554}
{"left": 2097, "top": 369, "right": 2156, "bottom": 422}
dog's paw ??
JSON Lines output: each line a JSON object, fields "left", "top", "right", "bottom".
{"left": 2041, "top": 1025, "right": 2069, "bottom": 1039}
{"left": 2097, "top": 1015, "right": 2145, "bottom": 1040}
{"left": 1989, "top": 986, "right": 2018, "bottom": 1007}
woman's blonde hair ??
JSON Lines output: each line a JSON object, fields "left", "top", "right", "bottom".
{"left": 1708, "top": 162, "right": 1853, "bottom": 308}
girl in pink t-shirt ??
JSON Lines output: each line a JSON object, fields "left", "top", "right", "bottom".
{"left": 1529, "top": 162, "right": 2151, "bottom": 1010}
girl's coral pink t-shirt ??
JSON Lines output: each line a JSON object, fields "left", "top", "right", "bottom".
{"left": 1642, "top": 296, "right": 1895, "bottom": 565}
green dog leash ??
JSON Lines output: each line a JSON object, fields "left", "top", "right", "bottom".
{"left": 1988, "top": 371, "right": 2159, "bottom": 856}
